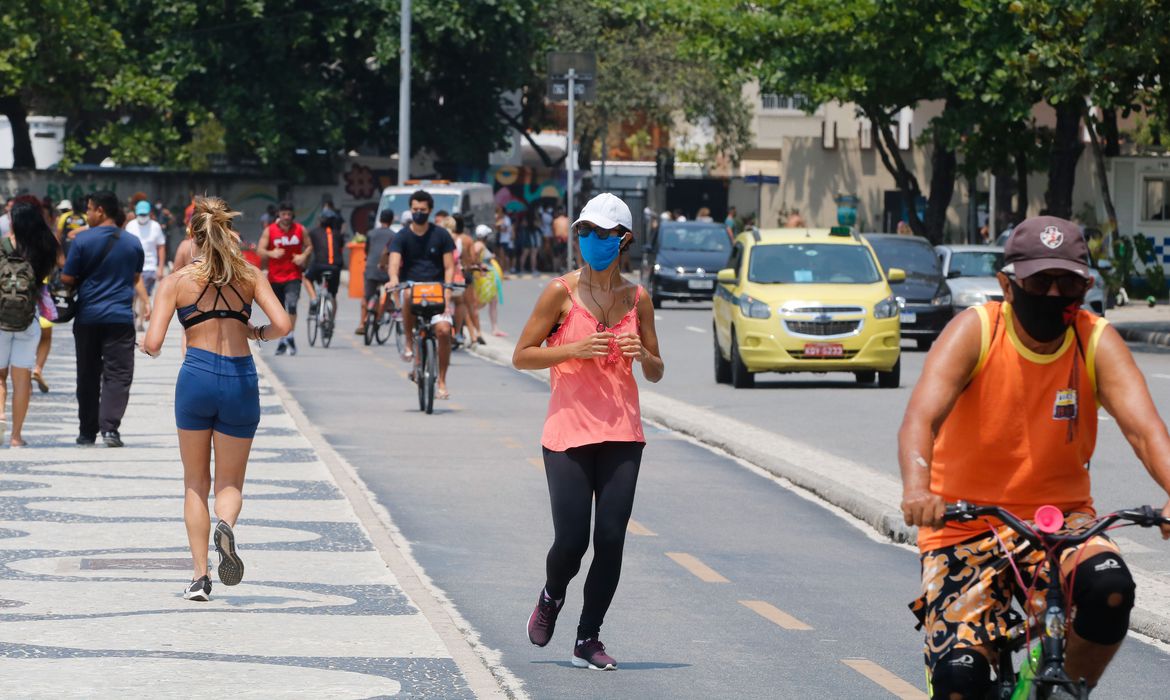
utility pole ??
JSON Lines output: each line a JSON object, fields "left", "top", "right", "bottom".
{"left": 398, "top": 0, "right": 411, "bottom": 185}
{"left": 566, "top": 68, "right": 576, "bottom": 270}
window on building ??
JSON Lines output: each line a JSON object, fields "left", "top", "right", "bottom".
{"left": 1145, "top": 178, "right": 1170, "bottom": 221}
{"left": 760, "top": 94, "right": 811, "bottom": 112}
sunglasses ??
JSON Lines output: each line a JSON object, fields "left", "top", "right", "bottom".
{"left": 1009, "top": 272, "right": 1091, "bottom": 296}
{"left": 578, "top": 227, "right": 622, "bottom": 240}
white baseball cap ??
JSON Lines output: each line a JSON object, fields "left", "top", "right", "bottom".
{"left": 57, "top": 199, "right": 72, "bottom": 211}
{"left": 474, "top": 224, "right": 492, "bottom": 239}
{"left": 401, "top": 209, "right": 413, "bottom": 223}
{"left": 572, "top": 193, "right": 632, "bottom": 232}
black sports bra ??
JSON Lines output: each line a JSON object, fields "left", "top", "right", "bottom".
{"left": 178, "top": 284, "right": 253, "bottom": 329}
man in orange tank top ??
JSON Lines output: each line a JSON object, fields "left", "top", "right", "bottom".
{"left": 899, "top": 216, "right": 1170, "bottom": 698}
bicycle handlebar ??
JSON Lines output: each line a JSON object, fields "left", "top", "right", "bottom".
{"left": 943, "top": 502, "right": 1169, "bottom": 548}
{"left": 386, "top": 281, "right": 466, "bottom": 292}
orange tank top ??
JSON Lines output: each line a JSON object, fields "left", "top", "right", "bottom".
{"left": 541, "top": 277, "right": 646, "bottom": 451}
{"left": 919, "top": 301, "right": 1109, "bottom": 552}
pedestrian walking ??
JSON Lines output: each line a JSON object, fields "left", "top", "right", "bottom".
{"left": 359, "top": 208, "right": 396, "bottom": 334}
{"left": 141, "top": 196, "right": 291, "bottom": 601}
{"left": 258, "top": 202, "right": 310, "bottom": 356}
{"left": 512, "top": 192, "right": 664, "bottom": 670}
{"left": 0, "top": 199, "right": 61, "bottom": 446}
{"left": 125, "top": 200, "right": 168, "bottom": 330}
{"left": 60, "top": 191, "right": 150, "bottom": 447}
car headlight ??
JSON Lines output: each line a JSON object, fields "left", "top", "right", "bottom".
{"left": 874, "top": 294, "right": 899, "bottom": 319}
{"left": 931, "top": 291, "right": 952, "bottom": 306}
{"left": 653, "top": 263, "right": 661, "bottom": 272}
{"left": 953, "top": 290, "right": 988, "bottom": 307}
{"left": 739, "top": 294, "right": 771, "bottom": 319}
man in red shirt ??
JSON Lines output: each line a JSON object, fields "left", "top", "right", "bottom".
{"left": 258, "top": 201, "right": 312, "bottom": 355}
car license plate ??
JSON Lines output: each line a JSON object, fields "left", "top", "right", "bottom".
{"left": 803, "top": 343, "right": 844, "bottom": 358}
{"left": 688, "top": 279, "right": 714, "bottom": 290}
{"left": 900, "top": 312, "right": 917, "bottom": 324}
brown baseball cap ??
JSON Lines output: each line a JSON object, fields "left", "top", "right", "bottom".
{"left": 1003, "top": 216, "right": 1091, "bottom": 279}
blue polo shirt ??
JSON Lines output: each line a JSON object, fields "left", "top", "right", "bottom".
{"left": 63, "top": 225, "right": 145, "bottom": 325}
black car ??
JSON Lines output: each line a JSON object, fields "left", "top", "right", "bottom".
{"left": 862, "top": 234, "right": 954, "bottom": 349}
{"left": 642, "top": 221, "right": 732, "bottom": 308}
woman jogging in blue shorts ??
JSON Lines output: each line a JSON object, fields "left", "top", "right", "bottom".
{"left": 142, "top": 197, "right": 290, "bottom": 601}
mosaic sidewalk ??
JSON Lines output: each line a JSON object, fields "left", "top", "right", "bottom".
{"left": 0, "top": 331, "right": 476, "bottom": 698}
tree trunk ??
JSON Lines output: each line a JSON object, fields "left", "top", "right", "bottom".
{"left": 1014, "top": 145, "right": 1030, "bottom": 224}
{"left": 1044, "top": 100, "right": 1084, "bottom": 219}
{"left": 1084, "top": 105, "right": 1119, "bottom": 236}
{"left": 873, "top": 113, "right": 926, "bottom": 237}
{"left": 1102, "top": 108, "right": 1120, "bottom": 158}
{"left": 993, "top": 164, "right": 1014, "bottom": 233}
{"left": 923, "top": 127, "right": 957, "bottom": 245}
{"left": 0, "top": 96, "right": 35, "bottom": 169}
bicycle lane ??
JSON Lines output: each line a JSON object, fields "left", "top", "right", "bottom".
{"left": 259, "top": 299, "right": 1170, "bottom": 698}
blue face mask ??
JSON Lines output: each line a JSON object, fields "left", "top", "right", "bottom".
{"left": 579, "top": 232, "right": 622, "bottom": 270}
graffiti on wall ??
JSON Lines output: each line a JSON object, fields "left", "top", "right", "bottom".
{"left": 491, "top": 166, "right": 565, "bottom": 214}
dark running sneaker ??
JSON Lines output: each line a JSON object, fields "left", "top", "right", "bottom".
{"left": 527, "top": 590, "right": 563, "bottom": 647}
{"left": 287, "top": 338, "right": 297, "bottom": 356}
{"left": 76, "top": 434, "right": 96, "bottom": 446}
{"left": 101, "top": 431, "right": 123, "bottom": 448}
{"left": 183, "top": 575, "right": 212, "bottom": 601}
{"left": 214, "top": 520, "right": 245, "bottom": 586}
{"left": 572, "top": 638, "right": 617, "bottom": 670}
{"left": 275, "top": 341, "right": 288, "bottom": 356}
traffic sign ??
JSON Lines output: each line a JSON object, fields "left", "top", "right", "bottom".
{"left": 547, "top": 52, "right": 596, "bottom": 103}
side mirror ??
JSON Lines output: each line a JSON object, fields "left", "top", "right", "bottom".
{"left": 717, "top": 268, "right": 737, "bottom": 285}
{"left": 887, "top": 267, "right": 907, "bottom": 283}
{"left": 947, "top": 269, "right": 962, "bottom": 279}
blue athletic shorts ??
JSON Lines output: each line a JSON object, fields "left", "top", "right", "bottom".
{"left": 175, "top": 347, "right": 260, "bottom": 438}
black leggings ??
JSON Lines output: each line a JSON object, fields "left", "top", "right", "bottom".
{"left": 543, "top": 441, "right": 644, "bottom": 640}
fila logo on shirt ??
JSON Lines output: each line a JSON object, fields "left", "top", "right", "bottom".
{"left": 273, "top": 234, "right": 301, "bottom": 247}
{"left": 1053, "top": 388, "right": 1077, "bottom": 421}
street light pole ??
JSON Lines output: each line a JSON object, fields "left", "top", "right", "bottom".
{"left": 566, "top": 68, "right": 576, "bottom": 270}
{"left": 398, "top": 0, "right": 411, "bottom": 185}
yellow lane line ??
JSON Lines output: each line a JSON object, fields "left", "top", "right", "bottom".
{"left": 500, "top": 436, "right": 524, "bottom": 450}
{"left": 666, "top": 552, "right": 729, "bottom": 583}
{"left": 526, "top": 457, "right": 543, "bottom": 471}
{"left": 841, "top": 659, "right": 927, "bottom": 699}
{"left": 738, "top": 600, "right": 812, "bottom": 631}
{"left": 626, "top": 519, "right": 657, "bottom": 536}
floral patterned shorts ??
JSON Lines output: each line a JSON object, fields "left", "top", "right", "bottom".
{"left": 909, "top": 511, "right": 1118, "bottom": 670}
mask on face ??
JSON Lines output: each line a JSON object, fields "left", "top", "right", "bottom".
{"left": 136, "top": 214, "right": 149, "bottom": 225}
{"left": 1009, "top": 280, "right": 1081, "bottom": 342}
{"left": 579, "top": 233, "right": 623, "bottom": 271}
{"left": 412, "top": 211, "right": 429, "bottom": 225}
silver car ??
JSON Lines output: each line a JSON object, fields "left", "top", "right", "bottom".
{"left": 935, "top": 244, "right": 1105, "bottom": 314}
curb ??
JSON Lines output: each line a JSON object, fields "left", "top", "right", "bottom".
{"left": 467, "top": 339, "right": 1170, "bottom": 645}
{"left": 1115, "top": 324, "right": 1170, "bottom": 348}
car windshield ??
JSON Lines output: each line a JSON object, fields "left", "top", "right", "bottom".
{"left": 867, "top": 238, "right": 940, "bottom": 276}
{"left": 659, "top": 225, "right": 731, "bottom": 253}
{"left": 378, "top": 192, "right": 460, "bottom": 220}
{"left": 748, "top": 244, "right": 881, "bottom": 284}
{"left": 949, "top": 251, "right": 1004, "bottom": 277}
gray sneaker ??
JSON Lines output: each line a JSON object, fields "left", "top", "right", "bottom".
{"left": 214, "top": 521, "right": 245, "bottom": 586}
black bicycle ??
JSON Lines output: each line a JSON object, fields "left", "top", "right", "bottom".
{"left": 391, "top": 281, "right": 462, "bottom": 414}
{"left": 939, "top": 501, "right": 1169, "bottom": 699}
{"left": 363, "top": 288, "right": 397, "bottom": 347}
{"left": 307, "top": 268, "right": 337, "bottom": 348}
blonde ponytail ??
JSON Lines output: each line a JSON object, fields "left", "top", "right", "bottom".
{"left": 188, "top": 196, "right": 256, "bottom": 289}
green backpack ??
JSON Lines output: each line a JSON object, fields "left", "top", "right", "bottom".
{"left": 0, "top": 238, "right": 38, "bottom": 332}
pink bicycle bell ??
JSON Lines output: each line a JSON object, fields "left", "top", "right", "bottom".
{"left": 1034, "top": 505, "right": 1064, "bottom": 534}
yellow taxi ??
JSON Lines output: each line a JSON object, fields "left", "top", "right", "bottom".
{"left": 712, "top": 227, "right": 905, "bottom": 388}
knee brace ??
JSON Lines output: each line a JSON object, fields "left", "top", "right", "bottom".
{"left": 1071, "top": 552, "right": 1135, "bottom": 645}
{"left": 930, "top": 650, "right": 991, "bottom": 700}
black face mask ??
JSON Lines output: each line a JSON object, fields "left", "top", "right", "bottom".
{"left": 1009, "top": 281, "right": 1081, "bottom": 342}
{"left": 412, "top": 211, "right": 429, "bottom": 225}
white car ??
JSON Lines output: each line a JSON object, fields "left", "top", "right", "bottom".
{"left": 936, "top": 244, "right": 1105, "bottom": 315}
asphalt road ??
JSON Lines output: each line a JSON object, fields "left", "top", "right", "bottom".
{"left": 259, "top": 282, "right": 1170, "bottom": 698}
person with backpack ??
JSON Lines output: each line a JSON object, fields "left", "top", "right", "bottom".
{"left": 0, "top": 198, "right": 61, "bottom": 447}
{"left": 60, "top": 191, "right": 149, "bottom": 448}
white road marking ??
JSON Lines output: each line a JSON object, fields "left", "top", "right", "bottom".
{"left": 654, "top": 314, "right": 664, "bottom": 321}
{"left": 1152, "top": 373, "right": 1170, "bottom": 380}
{"left": 685, "top": 326, "right": 706, "bottom": 334}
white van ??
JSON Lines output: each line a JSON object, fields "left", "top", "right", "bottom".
{"left": 375, "top": 181, "right": 495, "bottom": 230}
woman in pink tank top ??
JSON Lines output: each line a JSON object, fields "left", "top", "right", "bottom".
{"left": 512, "top": 193, "right": 664, "bottom": 670}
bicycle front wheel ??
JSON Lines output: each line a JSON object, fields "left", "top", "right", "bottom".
{"left": 363, "top": 313, "right": 375, "bottom": 346}
{"left": 375, "top": 311, "right": 392, "bottom": 345}
{"left": 321, "top": 296, "right": 335, "bottom": 348}
{"left": 423, "top": 335, "right": 437, "bottom": 414}
{"left": 307, "top": 308, "right": 319, "bottom": 346}
{"left": 393, "top": 317, "right": 406, "bottom": 354}
{"left": 416, "top": 332, "right": 428, "bottom": 412}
